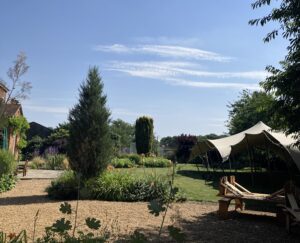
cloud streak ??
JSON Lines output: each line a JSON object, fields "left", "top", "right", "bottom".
{"left": 94, "top": 44, "right": 232, "bottom": 62}
{"left": 105, "top": 61, "right": 263, "bottom": 90}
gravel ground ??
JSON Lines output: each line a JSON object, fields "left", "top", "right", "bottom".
{"left": 0, "top": 179, "right": 299, "bottom": 242}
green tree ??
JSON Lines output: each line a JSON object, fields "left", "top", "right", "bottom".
{"left": 227, "top": 90, "right": 275, "bottom": 134}
{"left": 68, "top": 67, "right": 112, "bottom": 178}
{"left": 250, "top": 0, "right": 300, "bottom": 145}
{"left": 135, "top": 116, "right": 154, "bottom": 155}
{"left": 110, "top": 119, "right": 134, "bottom": 149}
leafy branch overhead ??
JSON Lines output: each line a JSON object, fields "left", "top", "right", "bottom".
{"left": 250, "top": 0, "right": 300, "bottom": 146}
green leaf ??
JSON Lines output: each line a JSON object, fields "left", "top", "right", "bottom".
{"left": 51, "top": 218, "right": 72, "bottom": 233}
{"left": 85, "top": 217, "right": 101, "bottom": 230}
{"left": 167, "top": 226, "right": 186, "bottom": 243}
{"left": 60, "top": 202, "right": 72, "bottom": 214}
{"left": 148, "top": 199, "right": 166, "bottom": 217}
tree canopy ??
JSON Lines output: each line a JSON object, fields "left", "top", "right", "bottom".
{"left": 110, "top": 119, "right": 134, "bottom": 149}
{"left": 250, "top": 0, "right": 300, "bottom": 145}
{"left": 227, "top": 90, "right": 276, "bottom": 134}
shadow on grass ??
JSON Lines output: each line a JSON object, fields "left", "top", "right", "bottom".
{"left": 177, "top": 169, "right": 289, "bottom": 194}
{"left": 120, "top": 210, "right": 300, "bottom": 242}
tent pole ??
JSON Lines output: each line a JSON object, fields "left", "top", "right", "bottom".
{"left": 246, "top": 136, "right": 254, "bottom": 187}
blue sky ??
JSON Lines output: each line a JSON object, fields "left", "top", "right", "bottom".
{"left": 0, "top": 0, "right": 286, "bottom": 138}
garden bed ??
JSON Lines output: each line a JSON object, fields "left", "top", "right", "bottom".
{"left": 0, "top": 180, "right": 299, "bottom": 242}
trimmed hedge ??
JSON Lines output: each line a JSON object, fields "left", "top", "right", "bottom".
{"left": 112, "top": 154, "right": 172, "bottom": 168}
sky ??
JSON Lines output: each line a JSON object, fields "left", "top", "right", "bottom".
{"left": 0, "top": 0, "right": 287, "bottom": 138}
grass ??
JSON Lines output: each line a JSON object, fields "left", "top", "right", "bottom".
{"left": 116, "top": 163, "right": 289, "bottom": 202}
{"left": 118, "top": 164, "right": 219, "bottom": 202}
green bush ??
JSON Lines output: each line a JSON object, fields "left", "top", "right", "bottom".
{"left": 112, "top": 154, "right": 171, "bottom": 168}
{"left": 0, "top": 174, "right": 17, "bottom": 193}
{"left": 47, "top": 170, "right": 169, "bottom": 201}
{"left": 0, "top": 149, "right": 16, "bottom": 176}
{"left": 45, "top": 154, "right": 68, "bottom": 170}
{"left": 89, "top": 172, "right": 169, "bottom": 201}
{"left": 139, "top": 157, "right": 172, "bottom": 168}
{"left": 111, "top": 158, "right": 135, "bottom": 168}
{"left": 30, "top": 156, "right": 46, "bottom": 169}
{"left": 46, "top": 171, "right": 78, "bottom": 199}
{"left": 119, "top": 154, "right": 141, "bottom": 164}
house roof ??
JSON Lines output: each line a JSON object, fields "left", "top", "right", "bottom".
{"left": 0, "top": 82, "right": 9, "bottom": 92}
{"left": 4, "top": 103, "right": 23, "bottom": 116}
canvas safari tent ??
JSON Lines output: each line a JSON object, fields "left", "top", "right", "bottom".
{"left": 191, "top": 121, "right": 300, "bottom": 172}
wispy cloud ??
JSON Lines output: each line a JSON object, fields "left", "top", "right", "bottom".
{"left": 108, "top": 61, "right": 267, "bottom": 80}
{"left": 165, "top": 78, "right": 259, "bottom": 90}
{"left": 94, "top": 44, "right": 232, "bottom": 62}
{"left": 105, "top": 61, "right": 263, "bottom": 90}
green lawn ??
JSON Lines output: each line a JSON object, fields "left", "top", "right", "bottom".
{"left": 116, "top": 164, "right": 288, "bottom": 202}
{"left": 119, "top": 164, "right": 219, "bottom": 202}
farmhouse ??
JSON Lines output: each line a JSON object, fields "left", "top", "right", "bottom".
{"left": 0, "top": 82, "right": 24, "bottom": 157}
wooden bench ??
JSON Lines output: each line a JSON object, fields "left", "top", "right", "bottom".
{"left": 17, "top": 160, "right": 28, "bottom": 177}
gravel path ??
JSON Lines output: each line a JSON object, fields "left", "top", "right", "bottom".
{"left": 0, "top": 179, "right": 299, "bottom": 242}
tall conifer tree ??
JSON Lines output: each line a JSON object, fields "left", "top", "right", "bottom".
{"left": 68, "top": 67, "right": 112, "bottom": 178}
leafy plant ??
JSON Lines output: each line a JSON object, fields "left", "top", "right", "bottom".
{"left": 0, "top": 174, "right": 16, "bottom": 193}
{"left": 45, "top": 154, "right": 68, "bottom": 170}
{"left": 35, "top": 202, "right": 106, "bottom": 242}
{"left": 111, "top": 158, "right": 135, "bottom": 168}
{"left": 46, "top": 171, "right": 78, "bottom": 199}
{"left": 0, "top": 149, "right": 16, "bottom": 176}
{"left": 8, "top": 116, "right": 30, "bottom": 150}
{"left": 30, "top": 156, "right": 46, "bottom": 169}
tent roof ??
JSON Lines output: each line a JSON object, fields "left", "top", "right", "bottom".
{"left": 191, "top": 121, "right": 300, "bottom": 170}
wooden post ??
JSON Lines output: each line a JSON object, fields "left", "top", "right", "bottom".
{"left": 246, "top": 136, "right": 254, "bottom": 187}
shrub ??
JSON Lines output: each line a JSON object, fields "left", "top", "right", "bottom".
{"left": 0, "top": 149, "right": 16, "bottom": 176}
{"left": 111, "top": 158, "right": 135, "bottom": 168}
{"left": 118, "top": 153, "right": 141, "bottom": 164}
{"left": 139, "top": 157, "right": 172, "bottom": 168}
{"left": 30, "top": 156, "right": 46, "bottom": 169}
{"left": 112, "top": 154, "right": 171, "bottom": 168}
{"left": 0, "top": 174, "right": 17, "bottom": 193}
{"left": 89, "top": 172, "right": 169, "bottom": 201}
{"left": 45, "top": 154, "right": 68, "bottom": 170}
{"left": 46, "top": 171, "right": 78, "bottom": 199}
{"left": 47, "top": 170, "right": 169, "bottom": 201}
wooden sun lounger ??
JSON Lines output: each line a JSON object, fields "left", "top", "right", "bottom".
{"left": 278, "top": 182, "right": 300, "bottom": 232}
{"left": 218, "top": 175, "right": 284, "bottom": 219}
